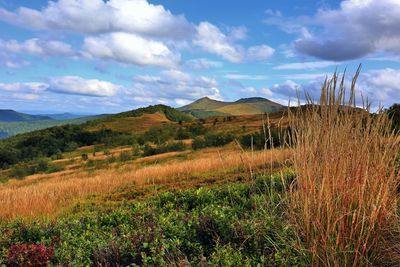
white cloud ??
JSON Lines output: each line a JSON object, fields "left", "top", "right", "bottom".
{"left": 184, "top": 58, "right": 223, "bottom": 71}
{"left": 194, "top": 22, "right": 243, "bottom": 63}
{"left": 357, "top": 68, "right": 400, "bottom": 106}
{"left": 0, "top": 77, "right": 120, "bottom": 97}
{"left": 0, "top": 38, "right": 74, "bottom": 57}
{"left": 194, "top": 22, "right": 275, "bottom": 63}
{"left": 294, "top": 0, "right": 400, "bottom": 60}
{"left": 13, "top": 93, "right": 40, "bottom": 100}
{"left": 0, "top": 1, "right": 275, "bottom": 66}
{"left": 82, "top": 32, "right": 180, "bottom": 68}
{"left": 274, "top": 61, "right": 337, "bottom": 70}
{"left": 227, "top": 26, "right": 248, "bottom": 41}
{"left": 48, "top": 76, "right": 120, "bottom": 97}
{"left": 247, "top": 45, "right": 275, "bottom": 61}
{"left": 224, "top": 74, "right": 268, "bottom": 80}
{"left": 0, "top": 82, "right": 48, "bottom": 92}
{"left": 130, "top": 69, "right": 222, "bottom": 104}
{"left": 0, "top": 0, "right": 194, "bottom": 38}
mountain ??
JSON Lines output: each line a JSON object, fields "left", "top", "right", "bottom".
{"left": 180, "top": 97, "right": 228, "bottom": 111}
{"left": 41, "top": 113, "right": 89, "bottom": 120}
{"left": 0, "top": 109, "right": 53, "bottom": 122}
{"left": 0, "top": 115, "right": 104, "bottom": 139}
{"left": 179, "top": 97, "right": 285, "bottom": 118}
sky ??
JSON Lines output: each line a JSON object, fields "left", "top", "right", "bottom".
{"left": 0, "top": 0, "right": 399, "bottom": 114}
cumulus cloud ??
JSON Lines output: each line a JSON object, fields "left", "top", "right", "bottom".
{"left": 48, "top": 76, "right": 120, "bottom": 97}
{"left": 194, "top": 22, "right": 244, "bottom": 63}
{"left": 0, "top": 82, "right": 48, "bottom": 93}
{"left": 247, "top": 45, "right": 275, "bottom": 61}
{"left": 82, "top": 32, "right": 180, "bottom": 68}
{"left": 0, "top": 76, "right": 120, "bottom": 97}
{"left": 0, "top": 38, "right": 74, "bottom": 57}
{"left": 227, "top": 26, "right": 248, "bottom": 41}
{"left": 357, "top": 68, "right": 400, "bottom": 106}
{"left": 0, "top": 0, "right": 275, "bottom": 66}
{"left": 130, "top": 69, "right": 221, "bottom": 105}
{"left": 293, "top": 0, "right": 400, "bottom": 60}
{"left": 194, "top": 22, "right": 275, "bottom": 63}
{"left": 0, "top": 0, "right": 194, "bottom": 38}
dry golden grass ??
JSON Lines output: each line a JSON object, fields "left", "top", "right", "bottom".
{"left": 0, "top": 147, "right": 289, "bottom": 220}
{"left": 287, "top": 69, "right": 400, "bottom": 266}
{"left": 87, "top": 112, "right": 171, "bottom": 134}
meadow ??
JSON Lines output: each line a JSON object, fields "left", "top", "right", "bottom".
{"left": 0, "top": 71, "right": 399, "bottom": 266}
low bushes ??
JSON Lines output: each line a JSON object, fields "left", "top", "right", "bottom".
{"left": 192, "top": 133, "right": 235, "bottom": 150}
{"left": 143, "top": 141, "right": 187, "bottom": 156}
{"left": 239, "top": 127, "right": 286, "bottom": 150}
{"left": 0, "top": 175, "right": 307, "bottom": 266}
{"left": 10, "top": 159, "right": 63, "bottom": 179}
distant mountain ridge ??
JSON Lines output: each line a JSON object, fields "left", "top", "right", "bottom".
{"left": 41, "top": 113, "right": 88, "bottom": 120}
{"left": 0, "top": 109, "right": 53, "bottom": 122}
{"left": 179, "top": 96, "right": 285, "bottom": 118}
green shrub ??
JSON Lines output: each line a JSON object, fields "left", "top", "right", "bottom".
{"left": 81, "top": 153, "right": 89, "bottom": 161}
{"left": 45, "top": 164, "right": 64, "bottom": 174}
{"left": 239, "top": 127, "right": 285, "bottom": 150}
{"left": 10, "top": 159, "right": 51, "bottom": 179}
{"left": 192, "top": 133, "right": 234, "bottom": 150}
{"left": 119, "top": 151, "right": 132, "bottom": 162}
{"left": 143, "top": 142, "right": 187, "bottom": 156}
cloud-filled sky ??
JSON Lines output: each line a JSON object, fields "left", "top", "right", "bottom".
{"left": 0, "top": 0, "right": 399, "bottom": 113}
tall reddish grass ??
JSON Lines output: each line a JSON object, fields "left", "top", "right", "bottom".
{"left": 287, "top": 69, "right": 400, "bottom": 266}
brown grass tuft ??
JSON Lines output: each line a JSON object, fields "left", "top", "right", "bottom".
{"left": 287, "top": 68, "right": 400, "bottom": 266}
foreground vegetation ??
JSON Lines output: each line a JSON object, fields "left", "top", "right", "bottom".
{"left": 0, "top": 175, "right": 308, "bottom": 266}
{"left": 0, "top": 70, "right": 399, "bottom": 265}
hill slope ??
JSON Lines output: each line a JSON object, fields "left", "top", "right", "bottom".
{"left": 179, "top": 97, "right": 285, "bottom": 118}
{"left": 42, "top": 113, "right": 89, "bottom": 120}
{"left": 0, "top": 110, "right": 52, "bottom": 122}
{"left": 86, "top": 104, "right": 193, "bottom": 133}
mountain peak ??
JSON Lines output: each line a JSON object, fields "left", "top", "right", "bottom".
{"left": 235, "top": 97, "right": 270, "bottom": 103}
{"left": 195, "top": 96, "right": 219, "bottom": 102}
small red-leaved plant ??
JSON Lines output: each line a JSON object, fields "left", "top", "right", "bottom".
{"left": 8, "top": 243, "right": 54, "bottom": 267}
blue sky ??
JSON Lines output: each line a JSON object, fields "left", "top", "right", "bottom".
{"left": 0, "top": 0, "right": 399, "bottom": 113}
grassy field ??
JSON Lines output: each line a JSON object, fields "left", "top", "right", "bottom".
{"left": 0, "top": 145, "right": 289, "bottom": 220}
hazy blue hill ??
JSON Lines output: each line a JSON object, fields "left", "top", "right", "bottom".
{"left": 0, "top": 110, "right": 53, "bottom": 122}
{"left": 42, "top": 113, "right": 89, "bottom": 120}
